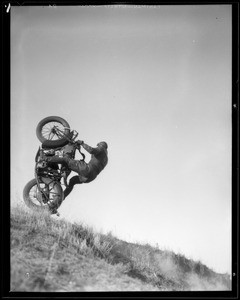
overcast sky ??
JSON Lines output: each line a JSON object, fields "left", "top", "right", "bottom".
{"left": 11, "top": 5, "right": 231, "bottom": 274}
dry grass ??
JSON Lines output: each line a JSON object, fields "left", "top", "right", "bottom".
{"left": 10, "top": 204, "right": 231, "bottom": 292}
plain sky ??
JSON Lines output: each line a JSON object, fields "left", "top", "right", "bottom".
{"left": 11, "top": 5, "right": 232, "bottom": 274}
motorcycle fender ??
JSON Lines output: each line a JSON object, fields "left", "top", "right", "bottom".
{"left": 35, "top": 147, "right": 41, "bottom": 162}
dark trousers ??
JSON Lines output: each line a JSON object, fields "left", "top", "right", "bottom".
{"left": 63, "top": 175, "right": 82, "bottom": 199}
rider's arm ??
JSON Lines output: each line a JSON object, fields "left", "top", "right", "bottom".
{"left": 81, "top": 142, "right": 100, "bottom": 155}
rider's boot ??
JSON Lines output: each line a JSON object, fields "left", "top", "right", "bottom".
{"left": 50, "top": 208, "right": 60, "bottom": 216}
{"left": 48, "top": 201, "right": 60, "bottom": 216}
{"left": 48, "top": 194, "right": 62, "bottom": 216}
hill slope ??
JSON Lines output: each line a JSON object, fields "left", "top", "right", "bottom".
{"left": 11, "top": 205, "right": 231, "bottom": 292}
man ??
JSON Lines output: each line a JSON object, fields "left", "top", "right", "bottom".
{"left": 44, "top": 140, "right": 108, "bottom": 200}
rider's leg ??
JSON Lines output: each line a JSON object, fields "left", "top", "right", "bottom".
{"left": 46, "top": 156, "right": 89, "bottom": 175}
{"left": 63, "top": 175, "right": 82, "bottom": 199}
{"left": 45, "top": 155, "right": 68, "bottom": 165}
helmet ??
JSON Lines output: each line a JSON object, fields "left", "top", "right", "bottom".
{"left": 97, "top": 141, "right": 108, "bottom": 149}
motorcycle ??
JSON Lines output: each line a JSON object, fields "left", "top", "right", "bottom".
{"left": 23, "top": 116, "right": 85, "bottom": 215}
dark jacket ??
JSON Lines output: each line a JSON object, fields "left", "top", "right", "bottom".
{"left": 82, "top": 143, "right": 108, "bottom": 182}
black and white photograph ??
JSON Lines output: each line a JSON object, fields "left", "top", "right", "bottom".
{"left": 8, "top": 3, "right": 236, "bottom": 294}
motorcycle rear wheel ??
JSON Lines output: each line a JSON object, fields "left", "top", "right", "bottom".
{"left": 23, "top": 178, "right": 62, "bottom": 213}
{"left": 36, "top": 116, "right": 71, "bottom": 148}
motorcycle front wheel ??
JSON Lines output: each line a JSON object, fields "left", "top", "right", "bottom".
{"left": 23, "top": 178, "right": 63, "bottom": 213}
{"left": 36, "top": 116, "right": 72, "bottom": 148}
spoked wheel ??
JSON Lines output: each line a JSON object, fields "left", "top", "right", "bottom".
{"left": 23, "top": 178, "right": 63, "bottom": 213}
{"left": 36, "top": 116, "right": 72, "bottom": 148}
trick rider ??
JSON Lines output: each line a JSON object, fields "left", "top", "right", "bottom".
{"left": 43, "top": 140, "right": 108, "bottom": 200}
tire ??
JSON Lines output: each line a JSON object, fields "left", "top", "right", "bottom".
{"left": 23, "top": 178, "right": 63, "bottom": 212}
{"left": 36, "top": 116, "right": 71, "bottom": 148}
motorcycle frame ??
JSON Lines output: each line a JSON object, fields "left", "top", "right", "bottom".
{"left": 33, "top": 125, "right": 83, "bottom": 208}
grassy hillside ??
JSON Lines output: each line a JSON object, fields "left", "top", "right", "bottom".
{"left": 11, "top": 205, "right": 231, "bottom": 292}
